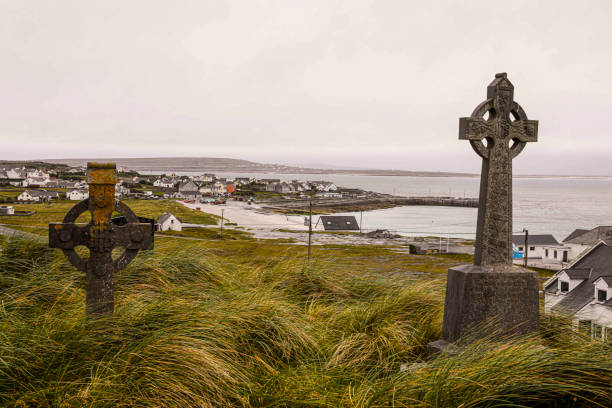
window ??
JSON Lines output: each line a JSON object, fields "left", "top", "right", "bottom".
{"left": 530, "top": 246, "right": 535, "bottom": 251}
{"left": 597, "top": 289, "right": 607, "bottom": 302}
{"left": 593, "top": 324, "right": 603, "bottom": 340}
{"left": 554, "top": 250, "right": 558, "bottom": 259}
{"left": 545, "top": 249, "right": 549, "bottom": 257}
{"left": 518, "top": 246, "right": 524, "bottom": 251}
{"left": 560, "top": 281, "right": 569, "bottom": 292}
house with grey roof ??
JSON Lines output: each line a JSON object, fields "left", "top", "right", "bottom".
{"left": 315, "top": 215, "right": 360, "bottom": 231}
{"left": 67, "top": 188, "right": 88, "bottom": 201}
{"left": 562, "top": 226, "right": 612, "bottom": 261}
{"left": 176, "top": 180, "right": 201, "bottom": 200}
{"left": 153, "top": 177, "right": 176, "bottom": 188}
{"left": 156, "top": 212, "right": 182, "bottom": 232}
{"left": 310, "top": 181, "right": 338, "bottom": 192}
{"left": 17, "top": 190, "right": 59, "bottom": 202}
{"left": 512, "top": 234, "right": 570, "bottom": 269}
{"left": 544, "top": 240, "right": 612, "bottom": 341}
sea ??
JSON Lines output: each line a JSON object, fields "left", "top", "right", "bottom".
{"left": 142, "top": 171, "right": 612, "bottom": 241}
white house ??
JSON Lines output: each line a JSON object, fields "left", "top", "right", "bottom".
{"left": 193, "top": 173, "right": 216, "bottom": 183}
{"left": 0, "top": 205, "right": 15, "bottom": 215}
{"left": 234, "top": 177, "right": 252, "bottom": 185}
{"left": 153, "top": 177, "right": 176, "bottom": 188}
{"left": 26, "top": 169, "right": 50, "bottom": 179}
{"left": 266, "top": 182, "right": 292, "bottom": 194}
{"left": 17, "top": 190, "right": 59, "bottom": 202}
{"left": 46, "top": 179, "right": 82, "bottom": 189}
{"left": 6, "top": 168, "right": 26, "bottom": 179}
{"left": 310, "top": 181, "right": 338, "bottom": 192}
{"left": 156, "top": 212, "right": 182, "bottom": 231}
{"left": 67, "top": 189, "right": 89, "bottom": 201}
{"left": 178, "top": 180, "right": 199, "bottom": 193}
{"left": 211, "top": 181, "right": 225, "bottom": 195}
{"left": 116, "top": 183, "right": 130, "bottom": 198}
{"left": 199, "top": 183, "right": 213, "bottom": 194}
{"left": 199, "top": 181, "right": 225, "bottom": 195}
{"left": 512, "top": 234, "right": 570, "bottom": 269}
{"left": 562, "top": 226, "right": 612, "bottom": 261}
{"left": 22, "top": 176, "right": 51, "bottom": 187}
{"left": 543, "top": 240, "right": 612, "bottom": 341}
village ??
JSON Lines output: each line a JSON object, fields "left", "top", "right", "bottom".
{"left": 0, "top": 163, "right": 369, "bottom": 203}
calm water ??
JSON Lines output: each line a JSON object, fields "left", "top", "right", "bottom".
{"left": 144, "top": 170, "right": 612, "bottom": 240}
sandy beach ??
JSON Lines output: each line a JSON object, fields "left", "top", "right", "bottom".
{"left": 181, "top": 200, "right": 309, "bottom": 231}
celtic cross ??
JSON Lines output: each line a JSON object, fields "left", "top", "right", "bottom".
{"left": 459, "top": 73, "right": 538, "bottom": 266}
{"left": 49, "top": 163, "right": 153, "bottom": 315}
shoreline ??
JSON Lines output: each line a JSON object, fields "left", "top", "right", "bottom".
{"left": 259, "top": 196, "right": 478, "bottom": 214}
{"left": 179, "top": 200, "right": 475, "bottom": 253}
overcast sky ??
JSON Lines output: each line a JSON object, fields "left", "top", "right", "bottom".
{"left": 1, "top": 1, "right": 611, "bottom": 174}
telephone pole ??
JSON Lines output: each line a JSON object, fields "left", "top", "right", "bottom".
{"left": 220, "top": 209, "right": 224, "bottom": 232}
{"left": 307, "top": 201, "right": 312, "bottom": 260}
{"left": 523, "top": 228, "right": 529, "bottom": 268}
{"left": 359, "top": 210, "right": 363, "bottom": 234}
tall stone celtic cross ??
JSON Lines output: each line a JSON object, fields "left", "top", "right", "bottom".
{"left": 49, "top": 163, "right": 153, "bottom": 315}
{"left": 428, "top": 74, "right": 540, "bottom": 352}
{"left": 459, "top": 73, "right": 538, "bottom": 266}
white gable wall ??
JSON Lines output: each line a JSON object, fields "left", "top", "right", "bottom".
{"left": 564, "top": 243, "right": 591, "bottom": 260}
{"left": 159, "top": 215, "right": 182, "bottom": 231}
{"left": 594, "top": 279, "right": 611, "bottom": 302}
{"left": 557, "top": 271, "right": 586, "bottom": 292}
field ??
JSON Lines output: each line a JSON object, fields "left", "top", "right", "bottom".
{"left": 0, "top": 201, "right": 610, "bottom": 407}
{"left": 0, "top": 200, "right": 220, "bottom": 236}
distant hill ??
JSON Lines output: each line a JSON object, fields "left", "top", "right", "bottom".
{"left": 46, "top": 157, "right": 477, "bottom": 177}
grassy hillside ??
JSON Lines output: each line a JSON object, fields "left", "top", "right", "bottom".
{"left": 0, "top": 231, "right": 610, "bottom": 406}
{"left": 0, "top": 200, "right": 219, "bottom": 237}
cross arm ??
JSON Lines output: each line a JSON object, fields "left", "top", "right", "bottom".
{"left": 110, "top": 223, "right": 154, "bottom": 250}
{"left": 459, "top": 117, "right": 494, "bottom": 141}
{"left": 49, "top": 222, "right": 153, "bottom": 250}
{"left": 509, "top": 120, "right": 538, "bottom": 143}
{"left": 49, "top": 223, "right": 90, "bottom": 249}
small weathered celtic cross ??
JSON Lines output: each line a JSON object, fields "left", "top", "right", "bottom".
{"left": 459, "top": 72, "right": 538, "bottom": 265}
{"left": 49, "top": 163, "right": 153, "bottom": 315}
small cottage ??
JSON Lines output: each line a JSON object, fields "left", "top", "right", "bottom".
{"left": 67, "top": 189, "right": 89, "bottom": 201}
{"left": 17, "top": 190, "right": 59, "bottom": 202}
{"left": 315, "top": 215, "right": 359, "bottom": 231}
{"left": 156, "top": 212, "right": 182, "bottom": 232}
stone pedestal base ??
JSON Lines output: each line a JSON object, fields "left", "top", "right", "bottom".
{"left": 429, "top": 264, "right": 539, "bottom": 353}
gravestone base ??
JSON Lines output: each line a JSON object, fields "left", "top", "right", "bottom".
{"left": 428, "top": 264, "right": 539, "bottom": 355}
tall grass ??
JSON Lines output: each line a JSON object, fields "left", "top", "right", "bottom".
{"left": 0, "top": 237, "right": 610, "bottom": 407}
